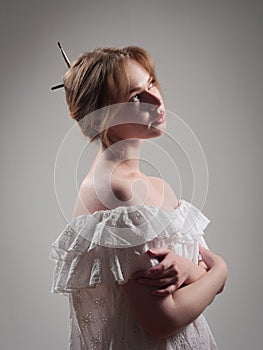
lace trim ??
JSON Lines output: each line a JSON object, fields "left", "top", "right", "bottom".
{"left": 50, "top": 200, "right": 210, "bottom": 292}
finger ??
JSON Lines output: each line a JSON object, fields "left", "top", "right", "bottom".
{"left": 199, "top": 244, "right": 209, "bottom": 255}
{"left": 133, "top": 266, "right": 177, "bottom": 280}
{"left": 137, "top": 276, "right": 178, "bottom": 287}
{"left": 199, "top": 244, "right": 216, "bottom": 269}
{"left": 147, "top": 248, "right": 172, "bottom": 260}
{"left": 151, "top": 284, "right": 177, "bottom": 297}
{"left": 199, "top": 244, "right": 210, "bottom": 260}
{"left": 147, "top": 257, "right": 175, "bottom": 274}
{"left": 148, "top": 266, "right": 178, "bottom": 279}
{"left": 132, "top": 267, "right": 166, "bottom": 279}
{"left": 198, "top": 260, "right": 208, "bottom": 271}
{"left": 132, "top": 270, "right": 149, "bottom": 279}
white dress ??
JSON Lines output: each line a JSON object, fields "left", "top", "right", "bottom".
{"left": 50, "top": 199, "right": 218, "bottom": 349}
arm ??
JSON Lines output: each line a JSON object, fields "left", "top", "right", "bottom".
{"left": 121, "top": 246, "right": 228, "bottom": 339}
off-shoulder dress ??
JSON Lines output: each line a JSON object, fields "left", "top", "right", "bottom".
{"left": 50, "top": 199, "right": 217, "bottom": 349}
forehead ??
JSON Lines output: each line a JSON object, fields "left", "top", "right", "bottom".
{"left": 125, "top": 59, "right": 150, "bottom": 86}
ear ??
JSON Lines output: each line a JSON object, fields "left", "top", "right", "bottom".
{"left": 92, "top": 117, "right": 102, "bottom": 131}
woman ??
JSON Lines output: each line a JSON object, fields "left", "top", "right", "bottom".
{"left": 50, "top": 45, "right": 228, "bottom": 349}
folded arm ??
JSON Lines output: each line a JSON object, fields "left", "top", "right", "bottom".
{"left": 132, "top": 247, "right": 209, "bottom": 296}
{"left": 121, "top": 246, "right": 228, "bottom": 339}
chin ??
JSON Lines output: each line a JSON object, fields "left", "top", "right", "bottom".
{"left": 151, "top": 122, "right": 166, "bottom": 134}
{"left": 149, "top": 128, "right": 165, "bottom": 138}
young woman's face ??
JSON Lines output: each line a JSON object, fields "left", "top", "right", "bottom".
{"left": 106, "top": 59, "right": 166, "bottom": 143}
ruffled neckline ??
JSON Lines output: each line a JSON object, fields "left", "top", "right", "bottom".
{"left": 54, "top": 199, "right": 210, "bottom": 249}
{"left": 50, "top": 198, "right": 210, "bottom": 292}
{"left": 71, "top": 199, "right": 186, "bottom": 222}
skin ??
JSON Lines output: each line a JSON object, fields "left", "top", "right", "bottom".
{"left": 72, "top": 58, "right": 228, "bottom": 338}
{"left": 132, "top": 248, "right": 209, "bottom": 297}
{"left": 122, "top": 246, "right": 227, "bottom": 338}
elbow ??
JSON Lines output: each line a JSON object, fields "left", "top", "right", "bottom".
{"left": 217, "top": 259, "right": 229, "bottom": 295}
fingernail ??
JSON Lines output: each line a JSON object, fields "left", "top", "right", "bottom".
{"left": 147, "top": 249, "right": 155, "bottom": 256}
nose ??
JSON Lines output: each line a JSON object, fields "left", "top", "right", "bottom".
{"left": 143, "top": 90, "right": 162, "bottom": 106}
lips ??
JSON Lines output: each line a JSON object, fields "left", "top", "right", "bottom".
{"left": 152, "top": 109, "right": 166, "bottom": 125}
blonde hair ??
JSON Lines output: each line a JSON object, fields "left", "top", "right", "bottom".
{"left": 63, "top": 46, "right": 159, "bottom": 148}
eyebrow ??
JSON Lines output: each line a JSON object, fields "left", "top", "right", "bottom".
{"left": 129, "top": 75, "right": 152, "bottom": 94}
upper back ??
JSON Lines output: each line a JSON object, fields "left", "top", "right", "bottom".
{"left": 72, "top": 166, "right": 178, "bottom": 219}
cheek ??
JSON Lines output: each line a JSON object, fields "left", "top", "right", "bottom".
{"left": 118, "top": 109, "right": 150, "bottom": 126}
{"left": 125, "top": 123, "right": 149, "bottom": 133}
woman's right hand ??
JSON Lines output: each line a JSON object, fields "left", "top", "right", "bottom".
{"left": 198, "top": 245, "right": 228, "bottom": 294}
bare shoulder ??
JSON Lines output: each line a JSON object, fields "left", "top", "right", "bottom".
{"left": 148, "top": 176, "right": 179, "bottom": 208}
{"left": 72, "top": 173, "right": 130, "bottom": 218}
{"left": 72, "top": 177, "right": 108, "bottom": 218}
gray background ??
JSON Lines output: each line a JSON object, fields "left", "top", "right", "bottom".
{"left": 1, "top": 0, "right": 262, "bottom": 349}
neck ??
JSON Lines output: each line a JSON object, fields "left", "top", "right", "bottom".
{"left": 96, "top": 139, "right": 143, "bottom": 174}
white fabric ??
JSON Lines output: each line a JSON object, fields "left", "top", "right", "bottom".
{"left": 50, "top": 199, "right": 217, "bottom": 349}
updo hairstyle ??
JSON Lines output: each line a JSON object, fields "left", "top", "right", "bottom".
{"left": 63, "top": 46, "right": 159, "bottom": 148}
